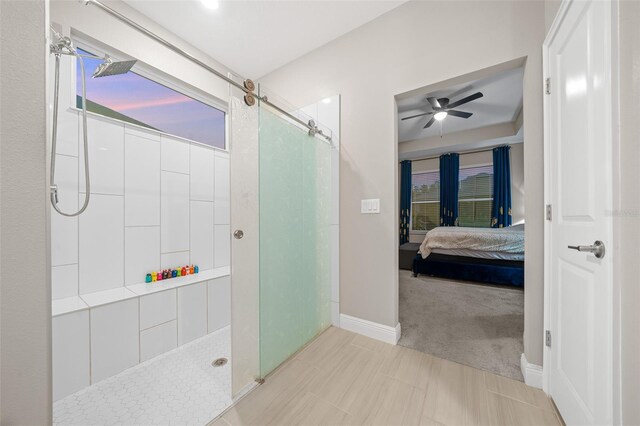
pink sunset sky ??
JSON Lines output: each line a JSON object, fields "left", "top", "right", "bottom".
{"left": 78, "top": 49, "right": 225, "bottom": 149}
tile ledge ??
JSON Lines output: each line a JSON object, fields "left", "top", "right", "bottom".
{"left": 126, "top": 267, "right": 230, "bottom": 296}
{"left": 80, "top": 287, "right": 138, "bottom": 309}
{"left": 51, "top": 267, "right": 230, "bottom": 317}
{"left": 52, "top": 296, "right": 89, "bottom": 317}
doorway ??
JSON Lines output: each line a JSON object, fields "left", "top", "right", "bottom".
{"left": 396, "top": 61, "right": 528, "bottom": 380}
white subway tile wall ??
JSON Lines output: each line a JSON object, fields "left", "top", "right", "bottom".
{"left": 190, "top": 201, "right": 215, "bottom": 271}
{"left": 214, "top": 152, "right": 230, "bottom": 225}
{"left": 139, "top": 289, "right": 177, "bottom": 330}
{"left": 214, "top": 224, "right": 231, "bottom": 268}
{"left": 190, "top": 144, "right": 215, "bottom": 201}
{"left": 89, "top": 298, "right": 140, "bottom": 383}
{"left": 124, "top": 226, "right": 161, "bottom": 286}
{"left": 51, "top": 264, "right": 79, "bottom": 300}
{"left": 140, "top": 320, "right": 178, "bottom": 362}
{"left": 79, "top": 115, "right": 125, "bottom": 195}
{"left": 161, "top": 134, "right": 190, "bottom": 174}
{"left": 50, "top": 114, "right": 230, "bottom": 299}
{"left": 53, "top": 277, "right": 230, "bottom": 401}
{"left": 52, "top": 310, "right": 90, "bottom": 401}
{"left": 55, "top": 110, "right": 80, "bottom": 157}
{"left": 79, "top": 194, "right": 124, "bottom": 294}
{"left": 160, "top": 250, "right": 190, "bottom": 271}
{"left": 207, "top": 276, "right": 231, "bottom": 332}
{"left": 124, "top": 131, "right": 161, "bottom": 226}
{"left": 51, "top": 154, "right": 79, "bottom": 267}
{"left": 177, "top": 284, "right": 208, "bottom": 345}
{"left": 161, "top": 171, "right": 190, "bottom": 253}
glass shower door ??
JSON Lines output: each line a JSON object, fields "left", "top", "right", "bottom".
{"left": 229, "top": 80, "right": 333, "bottom": 390}
{"left": 258, "top": 102, "right": 332, "bottom": 377}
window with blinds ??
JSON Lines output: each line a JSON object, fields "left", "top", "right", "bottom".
{"left": 458, "top": 165, "right": 493, "bottom": 227}
{"left": 411, "top": 171, "right": 440, "bottom": 231}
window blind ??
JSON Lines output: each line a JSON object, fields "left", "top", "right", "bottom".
{"left": 458, "top": 165, "right": 493, "bottom": 227}
{"left": 411, "top": 171, "right": 440, "bottom": 231}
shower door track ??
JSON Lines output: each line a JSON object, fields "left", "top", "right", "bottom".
{"left": 84, "top": 0, "right": 333, "bottom": 143}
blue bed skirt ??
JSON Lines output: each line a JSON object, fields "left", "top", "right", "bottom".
{"left": 412, "top": 253, "right": 524, "bottom": 287}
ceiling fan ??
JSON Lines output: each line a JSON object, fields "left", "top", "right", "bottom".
{"left": 402, "top": 92, "right": 484, "bottom": 128}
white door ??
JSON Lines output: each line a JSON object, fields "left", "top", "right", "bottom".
{"left": 545, "top": 0, "right": 613, "bottom": 424}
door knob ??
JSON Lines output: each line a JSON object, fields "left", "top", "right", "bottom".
{"left": 233, "top": 229, "right": 244, "bottom": 239}
{"left": 568, "top": 240, "right": 605, "bottom": 259}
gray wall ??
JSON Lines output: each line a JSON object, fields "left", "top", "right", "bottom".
{"left": 0, "top": 0, "right": 52, "bottom": 423}
{"left": 261, "top": 1, "right": 546, "bottom": 366}
{"left": 544, "top": 0, "right": 562, "bottom": 34}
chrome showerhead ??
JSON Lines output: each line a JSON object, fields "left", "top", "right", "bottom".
{"left": 92, "top": 56, "right": 137, "bottom": 78}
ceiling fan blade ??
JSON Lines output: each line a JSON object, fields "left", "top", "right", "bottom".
{"left": 437, "top": 97, "right": 450, "bottom": 107}
{"left": 447, "top": 110, "right": 473, "bottom": 119}
{"left": 427, "top": 97, "right": 441, "bottom": 109}
{"left": 423, "top": 116, "right": 436, "bottom": 128}
{"left": 401, "top": 111, "right": 433, "bottom": 121}
{"left": 447, "top": 92, "right": 484, "bottom": 109}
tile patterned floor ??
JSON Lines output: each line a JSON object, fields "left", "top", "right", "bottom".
{"left": 54, "top": 326, "right": 232, "bottom": 426}
{"left": 213, "top": 327, "right": 562, "bottom": 426}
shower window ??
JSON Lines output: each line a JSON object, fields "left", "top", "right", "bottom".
{"left": 75, "top": 47, "right": 226, "bottom": 149}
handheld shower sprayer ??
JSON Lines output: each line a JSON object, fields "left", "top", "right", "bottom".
{"left": 49, "top": 28, "right": 91, "bottom": 217}
{"left": 49, "top": 29, "right": 137, "bottom": 216}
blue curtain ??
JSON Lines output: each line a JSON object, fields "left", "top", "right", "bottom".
{"left": 400, "top": 160, "right": 412, "bottom": 244}
{"left": 439, "top": 153, "right": 459, "bottom": 226}
{"left": 492, "top": 146, "right": 512, "bottom": 228}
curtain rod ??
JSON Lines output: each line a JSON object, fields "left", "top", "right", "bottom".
{"left": 84, "top": 0, "right": 332, "bottom": 143}
{"left": 404, "top": 144, "right": 511, "bottom": 162}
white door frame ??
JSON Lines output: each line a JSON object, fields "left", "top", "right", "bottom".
{"left": 542, "top": 0, "right": 622, "bottom": 422}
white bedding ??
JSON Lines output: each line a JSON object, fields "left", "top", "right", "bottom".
{"left": 419, "top": 225, "right": 525, "bottom": 259}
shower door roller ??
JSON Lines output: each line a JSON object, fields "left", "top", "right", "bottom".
{"left": 233, "top": 229, "right": 244, "bottom": 239}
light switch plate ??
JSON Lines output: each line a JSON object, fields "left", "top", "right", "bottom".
{"left": 361, "top": 198, "right": 380, "bottom": 214}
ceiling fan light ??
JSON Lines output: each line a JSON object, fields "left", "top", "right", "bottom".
{"left": 434, "top": 111, "right": 448, "bottom": 121}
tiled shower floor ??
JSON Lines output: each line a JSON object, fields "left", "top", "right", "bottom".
{"left": 54, "top": 326, "right": 232, "bottom": 425}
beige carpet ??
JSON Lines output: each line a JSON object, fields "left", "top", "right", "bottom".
{"left": 398, "top": 270, "right": 524, "bottom": 381}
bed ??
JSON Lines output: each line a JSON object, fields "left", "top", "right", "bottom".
{"left": 412, "top": 224, "right": 525, "bottom": 287}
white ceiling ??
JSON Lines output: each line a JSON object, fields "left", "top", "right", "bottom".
{"left": 124, "top": 0, "right": 407, "bottom": 78}
{"left": 397, "top": 66, "right": 524, "bottom": 143}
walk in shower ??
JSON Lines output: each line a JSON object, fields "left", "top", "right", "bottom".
{"left": 49, "top": 1, "right": 338, "bottom": 423}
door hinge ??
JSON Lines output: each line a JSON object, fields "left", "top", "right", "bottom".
{"left": 545, "top": 78, "right": 551, "bottom": 95}
{"left": 546, "top": 204, "right": 552, "bottom": 221}
{"left": 546, "top": 330, "right": 552, "bottom": 347}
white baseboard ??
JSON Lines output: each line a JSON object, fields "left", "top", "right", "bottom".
{"left": 339, "top": 314, "right": 401, "bottom": 345}
{"left": 520, "top": 353, "right": 543, "bottom": 389}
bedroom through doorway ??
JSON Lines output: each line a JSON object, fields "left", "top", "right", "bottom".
{"left": 396, "top": 60, "right": 526, "bottom": 381}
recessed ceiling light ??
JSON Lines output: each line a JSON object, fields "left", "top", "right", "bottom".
{"left": 322, "top": 97, "right": 332, "bottom": 104}
{"left": 201, "top": 0, "right": 219, "bottom": 10}
{"left": 434, "top": 111, "right": 448, "bottom": 121}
